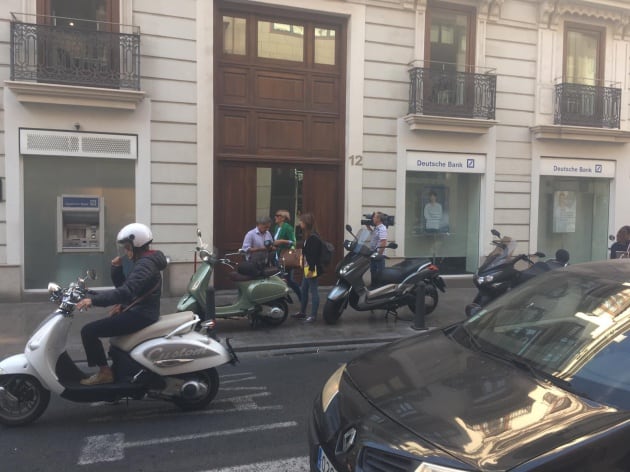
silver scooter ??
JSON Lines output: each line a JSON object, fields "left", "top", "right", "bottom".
{"left": 0, "top": 272, "right": 237, "bottom": 426}
{"left": 323, "top": 225, "right": 446, "bottom": 325}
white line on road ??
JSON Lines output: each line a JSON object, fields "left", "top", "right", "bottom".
{"left": 200, "top": 456, "right": 309, "bottom": 472}
{"left": 77, "top": 421, "right": 298, "bottom": 465}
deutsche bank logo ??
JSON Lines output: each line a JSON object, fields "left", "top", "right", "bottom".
{"left": 595, "top": 164, "right": 602, "bottom": 173}
{"left": 467, "top": 159, "right": 475, "bottom": 168}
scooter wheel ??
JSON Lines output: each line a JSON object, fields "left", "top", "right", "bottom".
{"left": 407, "top": 285, "right": 439, "bottom": 316}
{"left": 0, "top": 374, "right": 51, "bottom": 426}
{"left": 323, "top": 297, "right": 346, "bottom": 325}
{"left": 259, "top": 300, "right": 289, "bottom": 327}
{"left": 172, "top": 368, "right": 219, "bottom": 411}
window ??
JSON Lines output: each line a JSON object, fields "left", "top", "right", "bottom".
{"left": 223, "top": 16, "right": 246, "bottom": 55}
{"left": 405, "top": 171, "right": 480, "bottom": 274}
{"left": 426, "top": 4, "right": 475, "bottom": 71}
{"left": 564, "top": 24, "right": 604, "bottom": 86}
{"left": 258, "top": 20, "right": 304, "bottom": 62}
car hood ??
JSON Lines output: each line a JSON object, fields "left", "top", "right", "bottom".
{"left": 345, "top": 329, "right": 625, "bottom": 471}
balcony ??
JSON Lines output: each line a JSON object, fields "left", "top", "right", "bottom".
{"left": 554, "top": 81, "right": 621, "bottom": 129}
{"left": 408, "top": 62, "right": 496, "bottom": 119}
{"left": 10, "top": 13, "right": 140, "bottom": 91}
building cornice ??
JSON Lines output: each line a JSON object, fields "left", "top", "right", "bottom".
{"left": 538, "top": 0, "right": 630, "bottom": 37}
{"left": 5, "top": 81, "right": 145, "bottom": 111}
{"left": 401, "top": 0, "right": 504, "bottom": 20}
{"left": 405, "top": 114, "right": 497, "bottom": 134}
{"left": 531, "top": 124, "right": 630, "bottom": 143}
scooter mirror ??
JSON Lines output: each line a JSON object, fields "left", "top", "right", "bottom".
{"left": 534, "top": 252, "right": 546, "bottom": 258}
{"left": 197, "top": 228, "right": 202, "bottom": 238}
{"left": 47, "top": 282, "right": 62, "bottom": 294}
{"left": 86, "top": 269, "right": 97, "bottom": 280}
{"left": 609, "top": 234, "right": 616, "bottom": 241}
{"left": 491, "top": 229, "right": 501, "bottom": 238}
{"left": 388, "top": 242, "right": 398, "bottom": 249}
{"left": 345, "top": 224, "right": 353, "bottom": 233}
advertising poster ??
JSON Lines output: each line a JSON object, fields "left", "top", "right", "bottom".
{"left": 553, "top": 190, "right": 576, "bottom": 233}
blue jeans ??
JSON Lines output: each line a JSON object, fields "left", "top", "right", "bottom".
{"left": 300, "top": 276, "right": 319, "bottom": 318}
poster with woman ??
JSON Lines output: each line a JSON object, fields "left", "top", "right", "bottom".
{"left": 420, "top": 186, "right": 449, "bottom": 233}
{"left": 553, "top": 190, "right": 576, "bottom": 233}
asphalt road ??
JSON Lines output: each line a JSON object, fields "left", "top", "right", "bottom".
{"left": 0, "top": 346, "right": 371, "bottom": 472}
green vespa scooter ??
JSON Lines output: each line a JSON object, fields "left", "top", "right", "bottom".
{"left": 177, "top": 230, "right": 291, "bottom": 328}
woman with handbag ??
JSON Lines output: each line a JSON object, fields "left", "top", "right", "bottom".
{"left": 292, "top": 212, "right": 323, "bottom": 323}
{"left": 75, "top": 223, "right": 168, "bottom": 385}
{"left": 272, "top": 209, "right": 302, "bottom": 301}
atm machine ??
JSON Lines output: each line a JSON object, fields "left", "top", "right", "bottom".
{"left": 57, "top": 195, "right": 104, "bottom": 252}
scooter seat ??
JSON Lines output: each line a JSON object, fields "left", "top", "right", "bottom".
{"left": 379, "top": 258, "right": 430, "bottom": 285}
{"left": 110, "top": 311, "right": 196, "bottom": 352}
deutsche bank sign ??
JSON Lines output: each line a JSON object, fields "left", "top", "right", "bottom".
{"left": 406, "top": 151, "right": 486, "bottom": 174}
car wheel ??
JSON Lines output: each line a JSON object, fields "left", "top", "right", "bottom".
{"left": 0, "top": 375, "right": 51, "bottom": 427}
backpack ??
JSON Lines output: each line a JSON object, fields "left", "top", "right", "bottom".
{"left": 316, "top": 234, "right": 335, "bottom": 268}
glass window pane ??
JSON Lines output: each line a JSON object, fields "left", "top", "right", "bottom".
{"left": 223, "top": 16, "right": 246, "bottom": 55}
{"left": 315, "top": 27, "right": 336, "bottom": 65}
{"left": 405, "top": 172, "right": 480, "bottom": 274}
{"left": 566, "top": 29, "right": 600, "bottom": 85}
{"left": 429, "top": 9, "right": 469, "bottom": 70}
{"left": 256, "top": 167, "right": 303, "bottom": 226}
{"left": 258, "top": 20, "right": 304, "bottom": 62}
{"left": 537, "top": 176, "right": 609, "bottom": 264}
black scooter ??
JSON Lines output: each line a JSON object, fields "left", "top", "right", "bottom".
{"left": 465, "top": 229, "right": 569, "bottom": 317}
{"left": 323, "top": 225, "right": 446, "bottom": 325}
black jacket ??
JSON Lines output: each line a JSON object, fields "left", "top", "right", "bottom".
{"left": 611, "top": 241, "right": 630, "bottom": 259}
{"left": 91, "top": 250, "right": 168, "bottom": 322}
{"left": 302, "top": 233, "right": 323, "bottom": 276}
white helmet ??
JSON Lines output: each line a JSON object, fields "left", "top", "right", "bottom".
{"left": 117, "top": 223, "right": 153, "bottom": 248}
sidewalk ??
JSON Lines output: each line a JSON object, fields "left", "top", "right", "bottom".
{"left": 0, "top": 286, "right": 477, "bottom": 360}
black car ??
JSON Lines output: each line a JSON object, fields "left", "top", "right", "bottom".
{"left": 309, "top": 260, "right": 630, "bottom": 471}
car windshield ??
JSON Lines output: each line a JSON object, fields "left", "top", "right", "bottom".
{"left": 463, "top": 270, "right": 630, "bottom": 409}
{"left": 352, "top": 228, "right": 374, "bottom": 254}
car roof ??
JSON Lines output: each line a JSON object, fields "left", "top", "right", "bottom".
{"left": 561, "top": 259, "right": 630, "bottom": 283}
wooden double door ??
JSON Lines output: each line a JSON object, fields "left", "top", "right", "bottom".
{"left": 214, "top": 2, "right": 347, "bottom": 287}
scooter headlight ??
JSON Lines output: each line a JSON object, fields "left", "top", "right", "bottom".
{"left": 478, "top": 275, "right": 494, "bottom": 284}
{"left": 199, "top": 249, "right": 212, "bottom": 262}
{"left": 339, "top": 263, "right": 354, "bottom": 276}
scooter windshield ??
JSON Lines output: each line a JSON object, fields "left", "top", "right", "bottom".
{"left": 478, "top": 239, "right": 517, "bottom": 272}
{"left": 353, "top": 228, "right": 374, "bottom": 255}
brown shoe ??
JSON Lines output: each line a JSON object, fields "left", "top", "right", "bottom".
{"left": 81, "top": 370, "right": 114, "bottom": 385}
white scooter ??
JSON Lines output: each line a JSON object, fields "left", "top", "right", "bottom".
{"left": 0, "top": 272, "right": 238, "bottom": 426}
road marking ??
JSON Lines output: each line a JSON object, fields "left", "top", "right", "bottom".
{"left": 77, "top": 422, "right": 298, "bottom": 465}
{"left": 88, "top": 390, "right": 279, "bottom": 423}
{"left": 200, "top": 456, "right": 309, "bottom": 472}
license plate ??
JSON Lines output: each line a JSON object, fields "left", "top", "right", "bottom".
{"left": 317, "top": 446, "right": 338, "bottom": 472}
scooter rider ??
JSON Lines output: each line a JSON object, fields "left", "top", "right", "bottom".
{"left": 76, "top": 223, "right": 168, "bottom": 385}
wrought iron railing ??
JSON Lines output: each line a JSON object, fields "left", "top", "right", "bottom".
{"left": 554, "top": 82, "right": 621, "bottom": 129}
{"left": 408, "top": 62, "right": 496, "bottom": 119}
{"left": 10, "top": 13, "right": 140, "bottom": 90}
